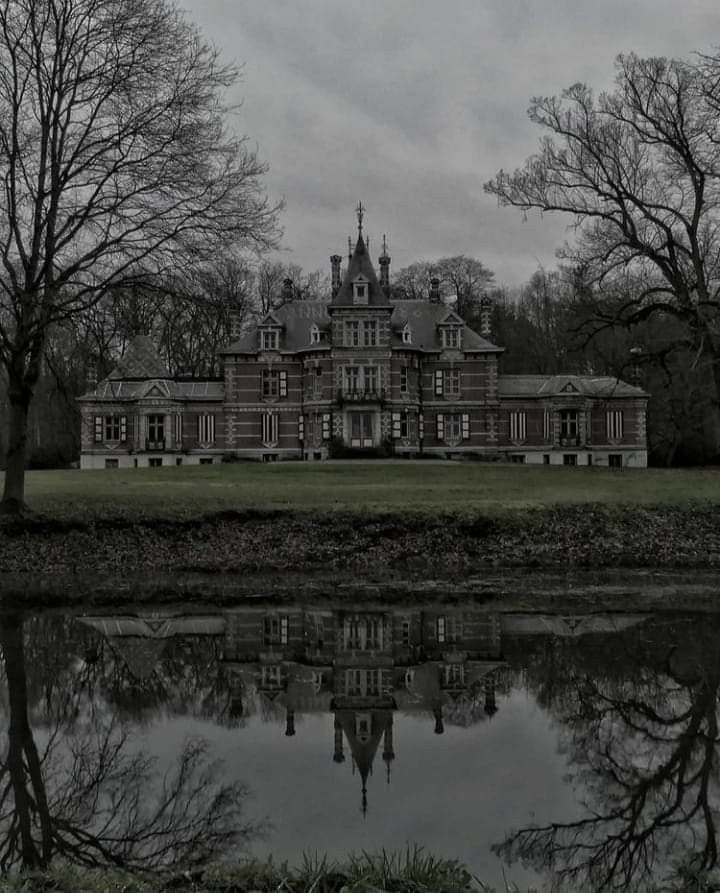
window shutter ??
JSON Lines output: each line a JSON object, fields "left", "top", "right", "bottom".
{"left": 322, "top": 413, "right": 331, "bottom": 440}
{"left": 94, "top": 416, "right": 103, "bottom": 442}
{"left": 197, "top": 415, "right": 202, "bottom": 441}
{"left": 298, "top": 414, "right": 304, "bottom": 441}
{"left": 392, "top": 411, "right": 401, "bottom": 439}
{"left": 436, "top": 413, "right": 444, "bottom": 440}
{"left": 210, "top": 415, "right": 216, "bottom": 443}
{"left": 434, "top": 369, "right": 443, "bottom": 396}
{"left": 462, "top": 413, "right": 470, "bottom": 440}
{"left": 120, "top": 416, "right": 127, "bottom": 442}
{"left": 175, "top": 414, "right": 182, "bottom": 443}
{"left": 280, "top": 370, "right": 288, "bottom": 397}
{"left": 418, "top": 413, "right": 424, "bottom": 440}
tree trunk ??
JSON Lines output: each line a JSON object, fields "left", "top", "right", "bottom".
{"left": 1, "top": 379, "right": 32, "bottom": 514}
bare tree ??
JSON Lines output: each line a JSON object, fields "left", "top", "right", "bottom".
{"left": 392, "top": 256, "right": 494, "bottom": 317}
{"left": 485, "top": 52, "right": 720, "bottom": 456}
{"left": 0, "top": 0, "right": 280, "bottom": 512}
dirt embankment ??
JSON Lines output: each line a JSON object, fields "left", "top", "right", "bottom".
{"left": 0, "top": 504, "right": 718, "bottom": 577}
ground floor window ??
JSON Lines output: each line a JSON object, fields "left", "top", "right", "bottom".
{"left": 148, "top": 457, "right": 162, "bottom": 467}
{"left": 104, "top": 458, "right": 119, "bottom": 469}
{"left": 197, "top": 414, "right": 215, "bottom": 444}
{"left": 199, "top": 457, "right": 213, "bottom": 465}
{"left": 261, "top": 413, "right": 279, "bottom": 446}
{"left": 148, "top": 414, "right": 164, "bottom": 447}
{"left": 95, "top": 414, "right": 127, "bottom": 443}
{"left": 609, "top": 453, "right": 623, "bottom": 469}
{"left": 543, "top": 454, "right": 550, "bottom": 465}
{"left": 563, "top": 454, "right": 577, "bottom": 466}
{"left": 176, "top": 457, "right": 183, "bottom": 466}
{"left": 509, "top": 411, "right": 526, "bottom": 442}
{"left": 510, "top": 454, "right": 525, "bottom": 464}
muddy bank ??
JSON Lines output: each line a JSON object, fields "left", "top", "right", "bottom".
{"left": 0, "top": 504, "right": 718, "bottom": 580}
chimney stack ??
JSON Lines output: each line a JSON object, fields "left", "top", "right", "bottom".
{"left": 282, "top": 277, "right": 294, "bottom": 304}
{"left": 429, "top": 276, "right": 441, "bottom": 303}
{"left": 479, "top": 294, "right": 493, "bottom": 338}
{"left": 330, "top": 254, "right": 342, "bottom": 297}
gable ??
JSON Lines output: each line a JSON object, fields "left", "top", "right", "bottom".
{"left": 439, "top": 311, "right": 464, "bottom": 326}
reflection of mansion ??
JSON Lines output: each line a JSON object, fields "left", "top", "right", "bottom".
{"left": 78, "top": 209, "right": 648, "bottom": 468}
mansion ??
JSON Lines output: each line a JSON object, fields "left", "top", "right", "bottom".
{"left": 78, "top": 214, "right": 648, "bottom": 468}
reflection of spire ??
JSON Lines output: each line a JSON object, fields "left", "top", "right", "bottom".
{"left": 484, "top": 675, "right": 498, "bottom": 718}
{"left": 433, "top": 703, "right": 444, "bottom": 735}
{"left": 333, "top": 716, "right": 345, "bottom": 763}
{"left": 285, "top": 707, "right": 295, "bottom": 736}
{"left": 356, "top": 199, "right": 365, "bottom": 235}
{"left": 335, "top": 709, "right": 394, "bottom": 818}
{"left": 382, "top": 719, "right": 395, "bottom": 784}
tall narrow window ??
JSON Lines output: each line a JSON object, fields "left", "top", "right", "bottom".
{"left": 261, "top": 330, "right": 278, "bottom": 350}
{"left": 262, "top": 369, "right": 279, "bottom": 398}
{"left": 443, "top": 328, "right": 460, "bottom": 349}
{"left": 560, "top": 410, "right": 578, "bottom": 439}
{"left": 606, "top": 410, "right": 624, "bottom": 440}
{"left": 509, "top": 411, "right": 527, "bottom": 441}
{"left": 345, "top": 366, "right": 361, "bottom": 393}
{"left": 197, "top": 414, "right": 215, "bottom": 444}
{"left": 345, "top": 321, "right": 360, "bottom": 346}
{"left": 363, "top": 320, "right": 377, "bottom": 346}
{"left": 365, "top": 366, "right": 378, "bottom": 393}
{"left": 543, "top": 409, "right": 552, "bottom": 441}
{"left": 261, "top": 413, "right": 279, "bottom": 445}
{"left": 148, "top": 415, "right": 164, "bottom": 446}
{"left": 400, "top": 367, "right": 409, "bottom": 394}
{"left": 445, "top": 369, "right": 460, "bottom": 396}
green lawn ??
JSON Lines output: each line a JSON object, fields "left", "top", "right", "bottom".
{"left": 7, "top": 460, "right": 720, "bottom": 520}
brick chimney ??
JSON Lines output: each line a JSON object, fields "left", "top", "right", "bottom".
{"left": 330, "top": 254, "right": 342, "bottom": 297}
{"left": 479, "top": 294, "right": 493, "bottom": 338}
{"left": 282, "top": 277, "right": 294, "bottom": 303}
{"left": 429, "top": 276, "right": 441, "bottom": 303}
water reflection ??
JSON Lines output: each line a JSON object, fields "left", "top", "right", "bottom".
{"left": 1, "top": 600, "right": 718, "bottom": 890}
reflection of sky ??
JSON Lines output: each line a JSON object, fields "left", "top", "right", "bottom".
{"left": 139, "top": 690, "right": 582, "bottom": 889}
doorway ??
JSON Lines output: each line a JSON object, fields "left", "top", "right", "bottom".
{"left": 349, "top": 412, "right": 374, "bottom": 448}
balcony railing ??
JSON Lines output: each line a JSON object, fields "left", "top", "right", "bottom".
{"left": 337, "top": 387, "right": 386, "bottom": 402}
{"left": 145, "top": 438, "right": 166, "bottom": 451}
{"left": 559, "top": 435, "right": 581, "bottom": 447}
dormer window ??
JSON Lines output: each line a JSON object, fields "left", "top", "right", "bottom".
{"left": 442, "top": 327, "right": 461, "bottom": 349}
{"left": 353, "top": 276, "right": 369, "bottom": 305}
{"left": 402, "top": 324, "right": 412, "bottom": 344}
{"left": 261, "top": 330, "right": 279, "bottom": 351}
{"left": 310, "top": 324, "right": 320, "bottom": 344}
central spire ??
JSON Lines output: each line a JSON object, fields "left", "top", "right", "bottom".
{"left": 356, "top": 200, "right": 365, "bottom": 236}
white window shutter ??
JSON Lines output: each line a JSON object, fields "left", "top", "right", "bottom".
{"left": 120, "top": 416, "right": 127, "bottom": 441}
{"left": 462, "top": 413, "right": 470, "bottom": 440}
{"left": 437, "top": 414, "right": 444, "bottom": 440}
{"left": 298, "top": 414, "right": 304, "bottom": 441}
{"left": 322, "top": 413, "right": 331, "bottom": 440}
{"left": 280, "top": 370, "right": 288, "bottom": 397}
{"left": 94, "top": 416, "right": 103, "bottom": 442}
{"left": 392, "top": 411, "right": 401, "bottom": 439}
{"left": 434, "top": 369, "right": 443, "bottom": 396}
{"left": 418, "top": 413, "right": 424, "bottom": 440}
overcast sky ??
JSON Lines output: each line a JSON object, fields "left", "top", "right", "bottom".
{"left": 182, "top": 0, "right": 718, "bottom": 288}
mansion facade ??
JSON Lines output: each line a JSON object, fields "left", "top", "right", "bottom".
{"left": 78, "top": 219, "right": 648, "bottom": 468}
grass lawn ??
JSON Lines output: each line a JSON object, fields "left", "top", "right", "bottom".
{"left": 7, "top": 460, "right": 720, "bottom": 520}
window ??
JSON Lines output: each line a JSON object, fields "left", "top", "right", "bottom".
{"left": 437, "top": 616, "right": 446, "bottom": 642}
{"left": 402, "top": 324, "right": 412, "bottom": 344}
{"left": 443, "top": 664, "right": 465, "bottom": 687}
{"left": 345, "top": 366, "right": 361, "bottom": 393}
{"left": 445, "top": 369, "right": 461, "bottom": 396}
{"left": 104, "top": 458, "right": 119, "bottom": 469}
{"left": 345, "top": 321, "right": 360, "bottom": 347}
{"left": 365, "top": 366, "right": 378, "bottom": 393}
{"left": 261, "top": 330, "right": 278, "bottom": 351}
{"left": 436, "top": 616, "right": 462, "bottom": 644}
{"left": 587, "top": 454, "right": 593, "bottom": 466}
{"left": 609, "top": 453, "right": 623, "bottom": 469}
{"left": 510, "top": 454, "right": 525, "bottom": 463}
{"left": 563, "top": 454, "right": 577, "bottom": 466}
{"left": 400, "top": 411, "right": 409, "bottom": 439}
{"left": 442, "top": 327, "right": 460, "bottom": 349}
{"left": 543, "top": 454, "right": 550, "bottom": 465}
{"left": 363, "top": 320, "right": 377, "bottom": 347}
{"left": 176, "top": 457, "right": 183, "bottom": 466}
{"left": 343, "top": 615, "right": 383, "bottom": 651}
{"left": 560, "top": 410, "right": 578, "bottom": 440}
{"left": 261, "top": 665, "right": 282, "bottom": 688}
{"left": 606, "top": 410, "right": 624, "bottom": 440}
{"left": 353, "top": 279, "right": 368, "bottom": 304}
{"left": 438, "top": 413, "right": 469, "bottom": 444}
{"left": 148, "top": 415, "right": 164, "bottom": 446}
{"left": 262, "top": 369, "right": 287, "bottom": 399}
{"left": 350, "top": 412, "right": 373, "bottom": 447}
{"left": 148, "top": 457, "right": 162, "bottom": 467}
{"left": 261, "top": 413, "right": 279, "bottom": 445}
{"left": 199, "top": 457, "right": 213, "bottom": 465}
{"left": 400, "top": 367, "right": 409, "bottom": 394}
{"left": 401, "top": 618, "right": 411, "bottom": 646}
{"left": 509, "top": 411, "right": 527, "bottom": 442}
{"left": 95, "top": 415, "right": 127, "bottom": 443}
{"left": 197, "top": 414, "right": 215, "bottom": 444}
{"left": 264, "top": 614, "right": 289, "bottom": 645}
{"left": 346, "top": 669, "right": 380, "bottom": 697}
{"left": 310, "top": 324, "right": 321, "bottom": 344}
{"left": 543, "top": 409, "right": 552, "bottom": 441}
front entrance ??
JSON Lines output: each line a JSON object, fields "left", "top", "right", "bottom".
{"left": 349, "top": 412, "right": 374, "bottom": 448}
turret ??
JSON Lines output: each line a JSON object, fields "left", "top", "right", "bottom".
{"left": 429, "top": 276, "right": 441, "bottom": 303}
{"left": 285, "top": 707, "right": 296, "bottom": 736}
{"left": 381, "top": 718, "right": 395, "bottom": 783}
{"left": 330, "top": 255, "right": 342, "bottom": 297}
{"left": 378, "top": 234, "right": 391, "bottom": 297}
{"left": 433, "top": 703, "right": 444, "bottom": 734}
{"left": 333, "top": 716, "right": 345, "bottom": 763}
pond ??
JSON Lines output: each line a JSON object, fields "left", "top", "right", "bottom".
{"left": 0, "top": 595, "right": 717, "bottom": 890}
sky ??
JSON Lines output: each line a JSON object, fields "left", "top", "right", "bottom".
{"left": 182, "top": 0, "right": 719, "bottom": 288}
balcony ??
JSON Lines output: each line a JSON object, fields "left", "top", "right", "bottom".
{"left": 559, "top": 435, "right": 581, "bottom": 447}
{"left": 145, "top": 439, "right": 166, "bottom": 451}
{"left": 337, "top": 387, "right": 386, "bottom": 404}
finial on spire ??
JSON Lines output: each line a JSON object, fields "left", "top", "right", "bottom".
{"left": 382, "top": 234, "right": 388, "bottom": 256}
{"left": 356, "top": 200, "right": 365, "bottom": 235}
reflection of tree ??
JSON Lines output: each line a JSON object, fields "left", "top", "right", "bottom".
{"left": 495, "top": 620, "right": 720, "bottom": 891}
{"left": 0, "top": 614, "right": 260, "bottom": 871}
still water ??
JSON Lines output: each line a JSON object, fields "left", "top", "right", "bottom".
{"left": 0, "top": 599, "right": 717, "bottom": 890}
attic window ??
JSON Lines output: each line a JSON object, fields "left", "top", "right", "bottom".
{"left": 310, "top": 324, "right": 320, "bottom": 344}
{"left": 261, "top": 330, "right": 279, "bottom": 351}
{"left": 442, "top": 327, "right": 461, "bottom": 349}
{"left": 353, "top": 278, "right": 369, "bottom": 305}
{"left": 402, "top": 324, "right": 412, "bottom": 344}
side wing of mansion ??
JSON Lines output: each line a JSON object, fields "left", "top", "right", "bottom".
{"left": 78, "top": 225, "right": 648, "bottom": 469}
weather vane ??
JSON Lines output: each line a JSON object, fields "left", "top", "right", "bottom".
{"left": 356, "top": 200, "right": 365, "bottom": 235}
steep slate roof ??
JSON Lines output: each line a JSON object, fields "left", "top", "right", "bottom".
{"left": 331, "top": 233, "right": 390, "bottom": 306}
{"left": 78, "top": 378, "right": 223, "bottom": 402}
{"left": 389, "top": 301, "right": 500, "bottom": 353}
{"left": 107, "top": 335, "right": 170, "bottom": 380}
{"left": 220, "top": 301, "right": 332, "bottom": 354}
{"left": 498, "top": 374, "right": 646, "bottom": 398}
